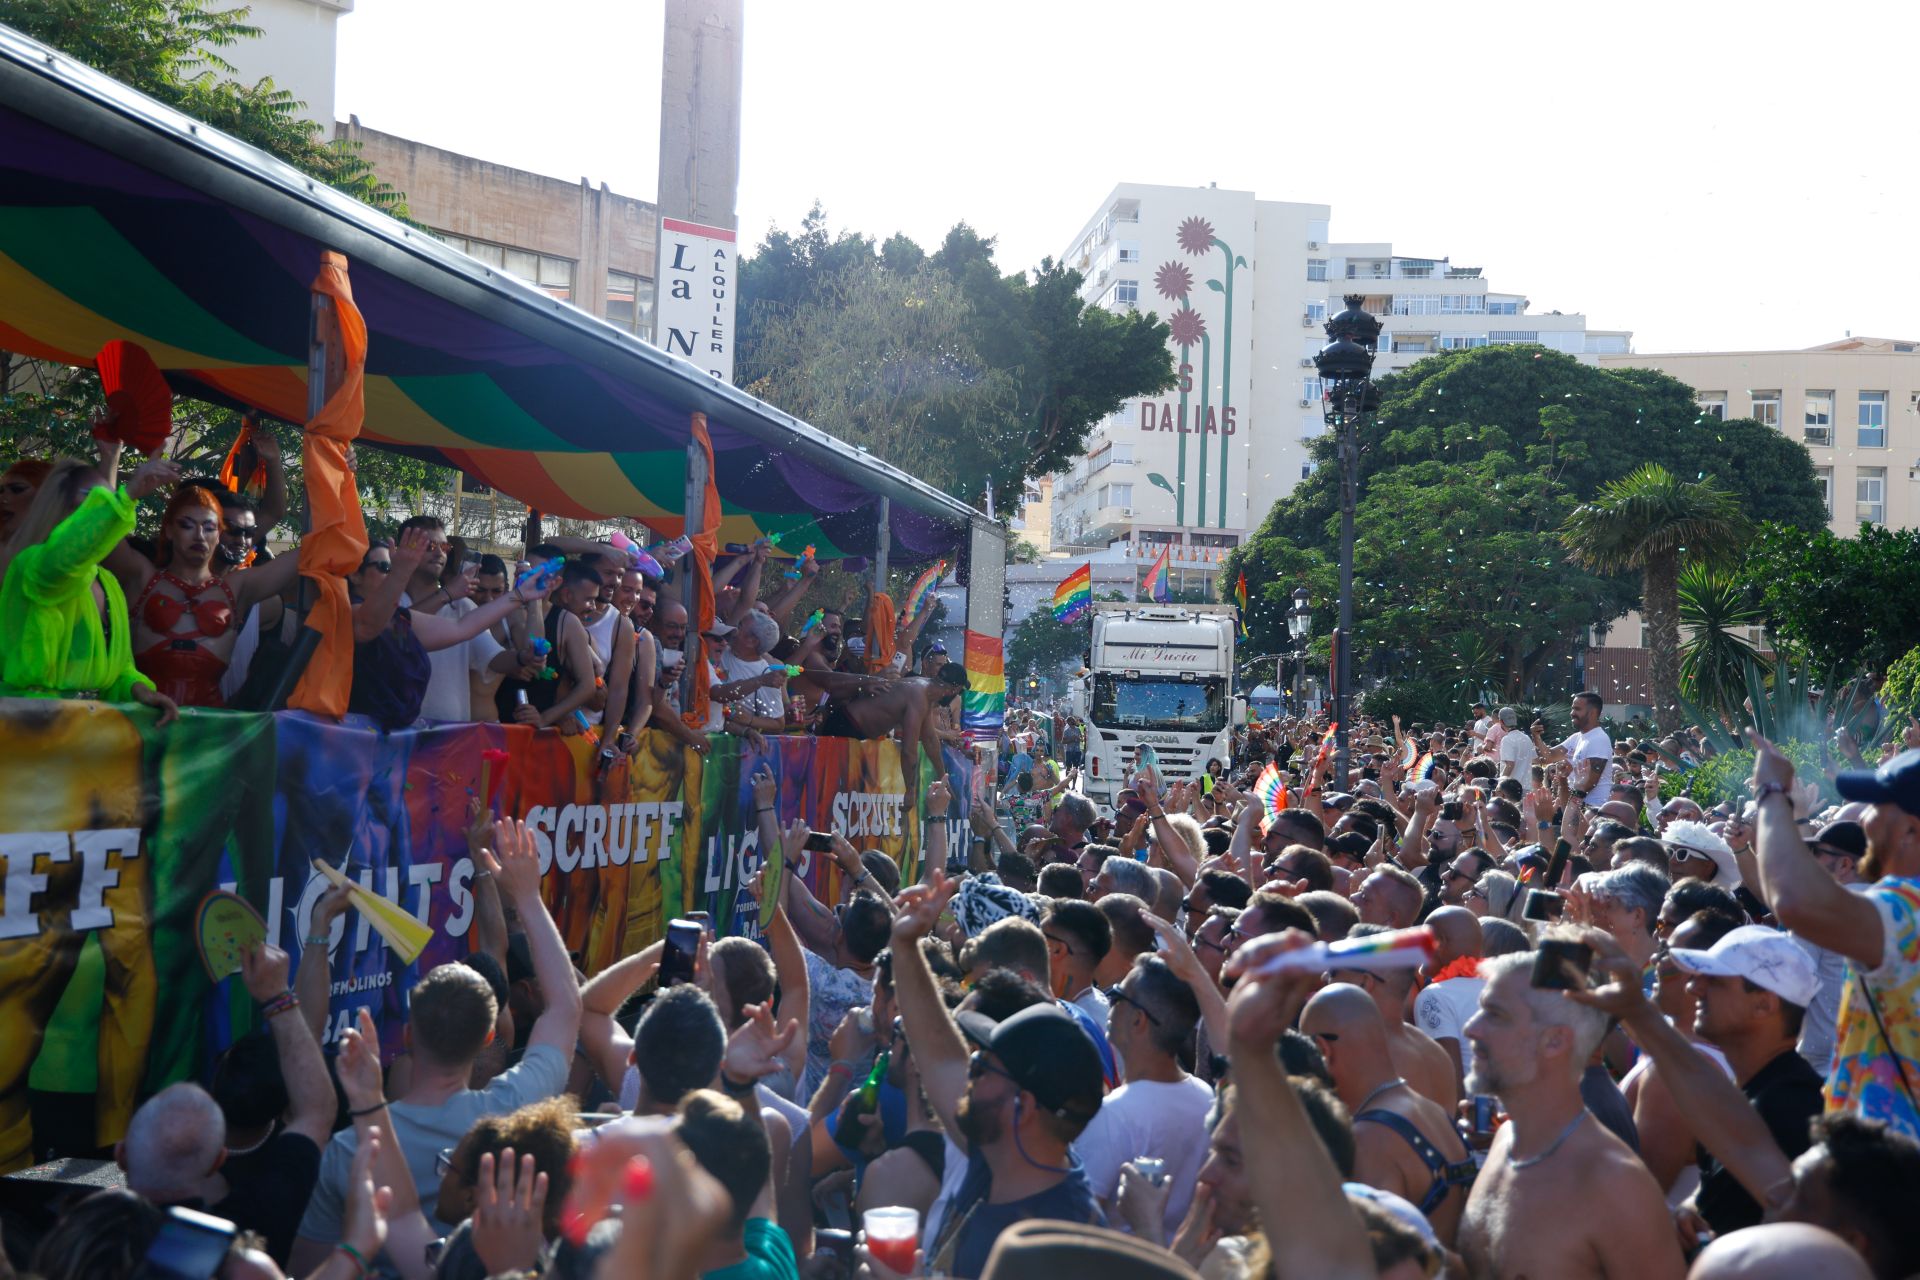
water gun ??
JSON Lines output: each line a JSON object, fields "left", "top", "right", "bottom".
{"left": 782, "top": 544, "right": 817, "bottom": 580}
{"left": 779, "top": 664, "right": 803, "bottom": 678}
{"left": 529, "top": 636, "right": 558, "bottom": 680}
{"left": 515, "top": 556, "right": 564, "bottom": 594}
{"left": 608, "top": 530, "right": 665, "bottom": 580}
{"left": 651, "top": 535, "right": 693, "bottom": 564}
{"left": 799, "top": 608, "right": 825, "bottom": 636}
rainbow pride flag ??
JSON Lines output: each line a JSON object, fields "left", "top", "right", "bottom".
{"left": 961, "top": 629, "right": 1006, "bottom": 741}
{"left": 1141, "top": 543, "right": 1171, "bottom": 603}
{"left": 1054, "top": 563, "right": 1093, "bottom": 622}
{"left": 1234, "top": 571, "right": 1250, "bottom": 637}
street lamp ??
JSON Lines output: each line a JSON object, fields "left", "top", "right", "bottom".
{"left": 1286, "top": 587, "right": 1311, "bottom": 711}
{"left": 1313, "top": 295, "right": 1380, "bottom": 785}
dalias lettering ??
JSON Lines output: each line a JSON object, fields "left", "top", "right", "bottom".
{"left": 1139, "top": 402, "right": 1238, "bottom": 435}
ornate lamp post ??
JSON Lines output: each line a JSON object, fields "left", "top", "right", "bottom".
{"left": 1313, "top": 295, "right": 1380, "bottom": 783}
{"left": 1286, "top": 587, "right": 1311, "bottom": 711}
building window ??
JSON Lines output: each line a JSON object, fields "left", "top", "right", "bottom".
{"left": 1113, "top": 279, "right": 1139, "bottom": 307}
{"left": 1440, "top": 335, "right": 1489, "bottom": 350}
{"left": 1858, "top": 391, "right": 1887, "bottom": 447}
{"left": 1856, "top": 467, "right": 1886, "bottom": 524}
{"left": 436, "top": 231, "right": 576, "bottom": 302}
{"left": 1392, "top": 295, "right": 1439, "bottom": 316}
{"left": 1306, "top": 301, "right": 1328, "bottom": 324}
{"left": 1302, "top": 377, "right": 1323, "bottom": 401}
{"left": 1814, "top": 466, "right": 1833, "bottom": 517}
{"left": 1696, "top": 392, "right": 1727, "bottom": 420}
{"left": 1399, "top": 259, "right": 1435, "bottom": 279}
{"left": 606, "top": 270, "right": 654, "bottom": 335}
{"left": 1804, "top": 391, "right": 1834, "bottom": 446}
{"left": 1108, "top": 483, "right": 1134, "bottom": 510}
{"left": 1391, "top": 337, "right": 1435, "bottom": 355}
{"left": 1301, "top": 460, "right": 1315, "bottom": 479}
{"left": 1440, "top": 294, "right": 1486, "bottom": 314}
{"left": 1487, "top": 299, "right": 1522, "bottom": 315}
{"left": 1489, "top": 330, "right": 1539, "bottom": 344}
{"left": 1750, "top": 390, "right": 1781, "bottom": 427}
{"left": 1117, "top": 241, "right": 1141, "bottom": 264}
{"left": 1307, "top": 258, "right": 1329, "bottom": 281}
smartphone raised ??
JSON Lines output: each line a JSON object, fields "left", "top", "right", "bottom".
{"left": 1521, "top": 889, "right": 1566, "bottom": 922}
{"left": 1530, "top": 938, "right": 1593, "bottom": 991}
{"left": 659, "top": 918, "right": 701, "bottom": 987}
{"left": 138, "top": 1206, "right": 237, "bottom": 1280}
{"left": 804, "top": 830, "right": 835, "bottom": 854}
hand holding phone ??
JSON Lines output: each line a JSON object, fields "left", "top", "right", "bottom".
{"left": 659, "top": 919, "right": 701, "bottom": 987}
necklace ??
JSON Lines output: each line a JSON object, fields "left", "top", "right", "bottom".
{"left": 1355, "top": 1077, "right": 1407, "bottom": 1113}
{"left": 1507, "top": 1108, "right": 1589, "bottom": 1170}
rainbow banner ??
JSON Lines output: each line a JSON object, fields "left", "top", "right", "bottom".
{"left": 0, "top": 701, "right": 970, "bottom": 1172}
{"left": 1141, "top": 543, "right": 1171, "bottom": 604}
{"left": 1053, "top": 563, "right": 1093, "bottom": 622}
{"left": 961, "top": 629, "right": 1007, "bottom": 742}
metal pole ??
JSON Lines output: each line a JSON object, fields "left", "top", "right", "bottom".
{"left": 681, "top": 421, "right": 710, "bottom": 712}
{"left": 873, "top": 496, "right": 891, "bottom": 598}
{"left": 1334, "top": 388, "right": 1356, "bottom": 784}
{"left": 263, "top": 286, "right": 336, "bottom": 711}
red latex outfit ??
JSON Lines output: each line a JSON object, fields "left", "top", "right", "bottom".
{"left": 132, "top": 569, "right": 236, "bottom": 707}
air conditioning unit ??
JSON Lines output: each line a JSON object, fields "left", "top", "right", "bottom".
{"left": 1298, "top": 398, "right": 1313, "bottom": 408}
{"left": 1299, "top": 357, "right": 1315, "bottom": 368}
{"left": 1119, "top": 507, "right": 1134, "bottom": 517}
{"left": 1301, "top": 314, "right": 1315, "bottom": 327}
{"left": 1308, "top": 241, "right": 1321, "bottom": 250}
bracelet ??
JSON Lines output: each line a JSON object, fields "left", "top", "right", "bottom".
{"left": 472, "top": 868, "right": 493, "bottom": 881}
{"left": 719, "top": 1070, "right": 758, "bottom": 1095}
{"left": 334, "top": 1242, "right": 369, "bottom": 1279}
{"left": 1754, "top": 781, "right": 1793, "bottom": 805}
{"left": 347, "top": 1100, "right": 387, "bottom": 1117}
{"left": 756, "top": 806, "right": 776, "bottom": 815}
{"left": 828, "top": 1060, "right": 862, "bottom": 1077}
{"left": 303, "top": 934, "right": 330, "bottom": 947}
{"left": 260, "top": 992, "right": 299, "bottom": 1020}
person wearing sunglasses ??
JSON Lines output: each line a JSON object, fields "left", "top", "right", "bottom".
{"left": 1073, "top": 957, "right": 1211, "bottom": 1241}
{"left": 1663, "top": 819, "right": 1743, "bottom": 890}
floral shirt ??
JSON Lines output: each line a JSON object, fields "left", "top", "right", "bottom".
{"left": 1825, "top": 876, "right": 1920, "bottom": 1142}
{"left": 801, "top": 948, "right": 874, "bottom": 1100}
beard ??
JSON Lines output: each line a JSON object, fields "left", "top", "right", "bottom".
{"left": 1465, "top": 1047, "right": 1525, "bottom": 1099}
{"left": 955, "top": 1090, "right": 1004, "bottom": 1147}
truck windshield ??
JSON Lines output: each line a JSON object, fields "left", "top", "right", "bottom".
{"left": 1091, "top": 674, "right": 1226, "bottom": 733}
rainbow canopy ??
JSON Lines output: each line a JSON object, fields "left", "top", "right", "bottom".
{"left": 0, "top": 26, "right": 979, "bottom": 561}
{"left": 1053, "top": 563, "right": 1092, "bottom": 622}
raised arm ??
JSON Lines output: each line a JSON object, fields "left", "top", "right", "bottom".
{"left": 722, "top": 542, "right": 771, "bottom": 626}
{"left": 598, "top": 614, "right": 636, "bottom": 746}
{"left": 779, "top": 819, "right": 844, "bottom": 957}
{"left": 297, "top": 884, "right": 352, "bottom": 1047}
{"left": 411, "top": 577, "right": 554, "bottom": 653}
{"left": 352, "top": 527, "right": 427, "bottom": 644}
{"left": 761, "top": 553, "right": 816, "bottom": 626}
{"left": 749, "top": 765, "right": 813, "bottom": 1082}
{"left": 332, "top": 1009, "right": 436, "bottom": 1280}
{"left": 240, "top": 942, "right": 335, "bottom": 1146}
{"left": 466, "top": 801, "right": 510, "bottom": 969}
{"left": 887, "top": 873, "right": 969, "bottom": 1149}
{"left": 1748, "top": 731, "right": 1883, "bottom": 965}
{"left": 229, "top": 546, "right": 306, "bottom": 613}
{"left": 921, "top": 778, "right": 953, "bottom": 886}
{"left": 484, "top": 818, "right": 582, "bottom": 1056}
{"left": 577, "top": 940, "right": 665, "bottom": 1095}
{"left": 1138, "top": 778, "right": 1199, "bottom": 884}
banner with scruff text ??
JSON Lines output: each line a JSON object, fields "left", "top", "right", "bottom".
{"left": 0, "top": 700, "right": 967, "bottom": 1172}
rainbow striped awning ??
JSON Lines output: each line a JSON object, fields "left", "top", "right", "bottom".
{"left": 0, "top": 27, "right": 977, "bottom": 561}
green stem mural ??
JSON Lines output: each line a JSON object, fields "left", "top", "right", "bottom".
{"left": 1207, "top": 238, "right": 1247, "bottom": 530}
{"left": 1195, "top": 332, "right": 1212, "bottom": 528}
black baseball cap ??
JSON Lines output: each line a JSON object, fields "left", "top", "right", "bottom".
{"left": 954, "top": 1004, "right": 1104, "bottom": 1121}
{"left": 1835, "top": 749, "right": 1920, "bottom": 817}
{"left": 1810, "top": 820, "right": 1867, "bottom": 860}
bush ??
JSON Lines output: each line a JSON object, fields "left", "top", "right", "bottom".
{"left": 1682, "top": 739, "right": 1828, "bottom": 808}
{"left": 1885, "top": 646, "right": 1920, "bottom": 723}
{"left": 1359, "top": 679, "right": 1461, "bottom": 729}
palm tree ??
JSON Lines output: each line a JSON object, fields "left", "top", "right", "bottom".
{"left": 1560, "top": 464, "right": 1746, "bottom": 730}
{"left": 1676, "top": 562, "right": 1771, "bottom": 721}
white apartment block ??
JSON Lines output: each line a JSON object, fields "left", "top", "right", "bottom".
{"left": 1599, "top": 337, "right": 1920, "bottom": 536}
{"left": 1035, "top": 182, "right": 1630, "bottom": 591}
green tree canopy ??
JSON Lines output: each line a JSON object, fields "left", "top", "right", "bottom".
{"left": 1225, "top": 346, "right": 1824, "bottom": 703}
{"left": 1008, "top": 608, "right": 1088, "bottom": 679}
{"left": 1735, "top": 523, "right": 1920, "bottom": 675}
{"left": 736, "top": 206, "right": 1176, "bottom": 506}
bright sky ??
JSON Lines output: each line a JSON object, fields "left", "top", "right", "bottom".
{"left": 337, "top": 0, "right": 1920, "bottom": 354}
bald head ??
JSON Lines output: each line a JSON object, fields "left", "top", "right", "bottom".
{"left": 1689, "top": 1224, "right": 1872, "bottom": 1280}
{"left": 121, "top": 1082, "right": 225, "bottom": 1202}
{"left": 1303, "top": 983, "right": 1388, "bottom": 1051}
{"left": 1426, "top": 906, "right": 1484, "bottom": 966}
{"left": 658, "top": 599, "right": 688, "bottom": 627}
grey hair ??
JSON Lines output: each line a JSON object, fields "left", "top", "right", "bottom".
{"left": 1054, "top": 792, "right": 1097, "bottom": 833}
{"left": 1100, "top": 855, "right": 1155, "bottom": 900}
{"left": 1479, "top": 951, "right": 1610, "bottom": 1074}
{"left": 1591, "top": 863, "right": 1669, "bottom": 936}
{"left": 122, "top": 1082, "right": 226, "bottom": 1202}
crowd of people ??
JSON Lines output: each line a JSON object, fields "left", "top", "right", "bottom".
{"left": 0, "top": 426, "right": 968, "bottom": 749}
{"left": 4, "top": 428, "right": 1920, "bottom": 1280}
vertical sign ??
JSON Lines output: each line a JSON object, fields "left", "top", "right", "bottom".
{"left": 655, "top": 217, "right": 737, "bottom": 382}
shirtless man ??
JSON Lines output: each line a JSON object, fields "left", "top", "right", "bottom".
{"left": 1456, "top": 951, "right": 1685, "bottom": 1280}
{"left": 1333, "top": 927, "right": 1459, "bottom": 1112}
{"left": 1302, "top": 983, "right": 1474, "bottom": 1244}
{"left": 806, "top": 660, "right": 968, "bottom": 789}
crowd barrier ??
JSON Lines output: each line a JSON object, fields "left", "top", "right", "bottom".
{"left": 0, "top": 698, "right": 970, "bottom": 1170}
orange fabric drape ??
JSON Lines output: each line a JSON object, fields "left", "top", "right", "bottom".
{"left": 288, "top": 252, "right": 370, "bottom": 717}
{"left": 681, "top": 412, "right": 721, "bottom": 730}
{"left": 218, "top": 414, "right": 268, "bottom": 500}
{"left": 867, "top": 592, "right": 897, "bottom": 672}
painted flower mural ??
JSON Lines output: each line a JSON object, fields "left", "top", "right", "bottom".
{"left": 1177, "top": 216, "right": 1217, "bottom": 257}
{"left": 1154, "top": 260, "right": 1194, "bottom": 301}
{"left": 1168, "top": 306, "right": 1206, "bottom": 347}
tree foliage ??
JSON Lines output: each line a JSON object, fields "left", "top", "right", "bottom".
{"left": 1676, "top": 562, "right": 1770, "bottom": 721}
{"left": 1883, "top": 647, "right": 1920, "bottom": 724}
{"left": 1734, "top": 523, "right": 1920, "bottom": 676}
{"left": 1008, "top": 608, "right": 1088, "bottom": 679}
{"left": 1224, "top": 346, "right": 1824, "bottom": 704}
{"left": 736, "top": 206, "right": 1176, "bottom": 505}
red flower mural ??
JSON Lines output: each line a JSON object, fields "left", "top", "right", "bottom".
{"left": 1168, "top": 306, "right": 1207, "bottom": 347}
{"left": 1177, "top": 216, "right": 1217, "bottom": 256}
{"left": 1154, "top": 260, "right": 1193, "bottom": 300}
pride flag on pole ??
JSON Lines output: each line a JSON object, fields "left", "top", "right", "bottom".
{"left": 1141, "top": 543, "right": 1172, "bottom": 603}
{"left": 1053, "top": 563, "right": 1093, "bottom": 622}
{"left": 1234, "top": 571, "right": 1250, "bottom": 638}
{"left": 961, "top": 629, "right": 1006, "bottom": 741}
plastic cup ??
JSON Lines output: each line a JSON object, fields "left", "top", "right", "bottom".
{"left": 863, "top": 1206, "right": 920, "bottom": 1276}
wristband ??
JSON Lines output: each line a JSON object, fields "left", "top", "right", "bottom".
{"left": 829, "top": 1059, "right": 863, "bottom": 1076}
{"left": 335, "top": 1242, "right": 369, "bottom": 1279}
{"left": 719, "top": 1070, "right": 759, "bottom": 1095}
{"left": 304, "top": 933, "right": 330, "bottom": 948}
{"left": 1754, "top": 781, "right": 1793, "bottom": 805}
{"left": 756, "top": 806, "right": 776, "bottom": 815}
{"left": 347, "top": 1100, "right": 387, "bottom": 1117}
{"left": 260, "top": 992, "right": 299, "bottom": 1020}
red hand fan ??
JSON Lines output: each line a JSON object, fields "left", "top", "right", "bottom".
{"left": 93, "top": 340, "right": 173, "bottom": 455}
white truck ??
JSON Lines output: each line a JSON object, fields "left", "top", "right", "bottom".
{"left": 1070, "top": 603, "right": 1239, "bottom": 805}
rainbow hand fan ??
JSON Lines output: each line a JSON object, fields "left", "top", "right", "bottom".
{"left": 900, "top": 560, "right": 947, "bottom": 625}
{"left": 1399, "top": 738, "right": 1418, "bottom": 771}
{"left": 1253, "top": 763, "right": 1289, "bottom": 820}
{"left": 1411, "top": 752, "right": 1437, "bottom": 782}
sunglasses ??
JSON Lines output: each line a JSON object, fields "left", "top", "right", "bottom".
{"left": 1106, "top": 984, "right": 1162, "bottom": 1026}
{"left": 361, "top": 560, "right": 393, "bottom": 574}
{"left": 967, "top": 1051, "right": 1019, "bottom": 1086}
{"left": 1812, "top": 844, "right": 1860, "bottom": 863}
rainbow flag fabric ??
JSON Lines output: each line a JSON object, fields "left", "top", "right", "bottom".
{"left": 1234, "top": 571, "right": 1250, "bottom": 637}
{"left": 1054, "top": 563, "right": 1093, "bottom": 622}
{"left": 1142, "top": 543, "right": 1171, "bottom": 603}
{"left": 961, "top": 629, "right": 1007, "bottom": 741}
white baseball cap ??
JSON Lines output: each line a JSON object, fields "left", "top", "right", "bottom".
{"left": 1669, "top": 924, "right": 1818, "bottom": 1008}
{"left": 1663, "top": 819, "right": 1741, "bottom": 889}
